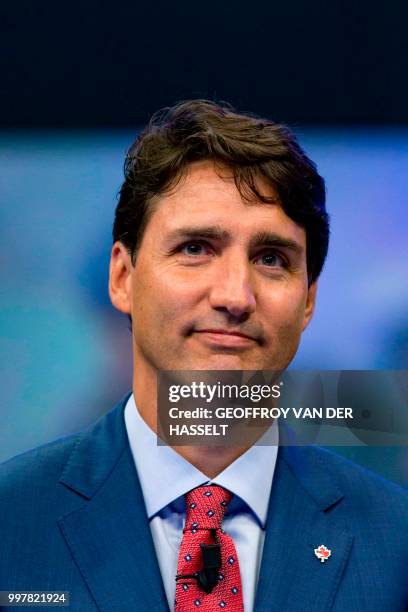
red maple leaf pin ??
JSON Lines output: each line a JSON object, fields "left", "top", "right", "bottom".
{"left": 314, "top": 544, "right": 332, "bottom": 562}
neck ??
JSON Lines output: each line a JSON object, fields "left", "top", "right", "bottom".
{"left": 133, "top": 366, "right": 254, "bottom": 478}
{"left": 134, "top": 389, "right": 250, "bottom": 478}
{"left": 133, "top": 357, "right": 271, "bottom": 478}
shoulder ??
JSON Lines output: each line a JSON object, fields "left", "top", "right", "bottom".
{"left": 308, "top": 446, "right": 408, "bottom": 519}
{"left": 278, "top": 443, "right": 408, "bottom": 578}
{"left": 280, "top": 443, "right": 408, "bottom": 520}
{"left": 313, "top": 446, "right": 407, "bottom": 492}
{"left": 0, "top": 395, "right": 129, "bottom": 519}
{"left": 0, "top": 434, "right": 92, "bottom": 555}
{"left": 0, "top": 433, "right": 82, "bottom": 499}
{"left": 0, "top": 394, "right": 130, "bottom": 501}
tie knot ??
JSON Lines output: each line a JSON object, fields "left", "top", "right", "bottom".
{"left": 185, "top": 485, "right": 232, "bottom": 531}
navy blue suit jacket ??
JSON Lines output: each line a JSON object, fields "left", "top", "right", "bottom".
{"left": 1, "top": 395, "right": 407, "bottom": 611}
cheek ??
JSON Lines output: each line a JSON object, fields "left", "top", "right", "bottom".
{"left": 134, "top": 269, "right": 200, "bottom": 328}
{"left": 263, "top": 285, "right": 308, "bottom": 333}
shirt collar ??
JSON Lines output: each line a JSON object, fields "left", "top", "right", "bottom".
{"left": 124, "top": 394, "right": 278, "bottom": 528}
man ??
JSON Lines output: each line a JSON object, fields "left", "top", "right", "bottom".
{"left": 0, "top": 100, "right": 407, "bottom": 611}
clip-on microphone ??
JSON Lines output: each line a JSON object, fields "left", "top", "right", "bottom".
{"left": 176, "top": 540, "right": 222, "bottom": 594}
{"left": 197, "top": 543, "right": 221, "bottom": 593}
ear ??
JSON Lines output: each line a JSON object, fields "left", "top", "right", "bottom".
{"left": 301, "top": 281, "right": 318, "bottom": 331}
{"left": 109, "top": 242, "right": 133, "bottom": 314}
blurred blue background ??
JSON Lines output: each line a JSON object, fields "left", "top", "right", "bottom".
{"left": 1, "top": 129, "right": 407, "bottom": 485}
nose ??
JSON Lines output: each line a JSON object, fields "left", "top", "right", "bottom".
{"left": 208, "top": 253, "right": 256, "bottom": 319}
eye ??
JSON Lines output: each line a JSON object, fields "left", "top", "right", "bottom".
{"left": 180, "top": 241, "right": 209, "bottom": 256}
{"left": 254, "top": 251, "right": 287, "bottom": 268}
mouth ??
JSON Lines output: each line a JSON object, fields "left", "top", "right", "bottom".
{"left": 193, "top": 329, "right": 259, "bottom": 349}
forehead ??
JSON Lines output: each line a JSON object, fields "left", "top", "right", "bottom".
{"left": 147, "top": 161, "right": 306, "bottom": 245}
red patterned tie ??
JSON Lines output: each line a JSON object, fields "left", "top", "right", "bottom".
{"left": 174, "top": 484, "right": 244, "bottom": 611}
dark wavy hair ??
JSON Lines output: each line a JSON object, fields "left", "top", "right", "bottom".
{"left": 113, "top": 99, "right": 329, "bottom": 284}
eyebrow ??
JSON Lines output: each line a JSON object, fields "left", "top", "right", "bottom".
{"left": 166, "top": 226, "right": 304, "bottom": 255}
{"left": 166, "top": 226, "right": 231, "bottom": 242}
{"left": 248, "top": 231, "right": 304, "bottom": 255}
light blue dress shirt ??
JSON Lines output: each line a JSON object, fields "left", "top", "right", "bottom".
{"left": 124, "top": 394, "right": 278, "bottom": 611}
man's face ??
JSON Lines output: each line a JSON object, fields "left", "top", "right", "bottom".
{"left": 111, "top": 161, "right": 317, "bottom": 375}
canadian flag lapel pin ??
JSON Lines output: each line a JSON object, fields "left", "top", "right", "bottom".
{"left": 314, "top": 544, "right": 332, "bottom": 562}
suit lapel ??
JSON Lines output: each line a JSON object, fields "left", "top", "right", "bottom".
{"left": 255, "top": 445, "right": 353, "bottom": 612}
{"left": 56, "top": 398, "right": 354, "bottom": 611}
{"left": 58, "top": 396, "right": 169, "bottom": 612}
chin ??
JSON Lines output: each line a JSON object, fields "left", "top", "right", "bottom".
{"left": 188, "top": 354, "right": 261, "bottom": 371}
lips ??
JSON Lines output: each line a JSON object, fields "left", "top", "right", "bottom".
{"left": 193, "top": 328, "right": 259, "bottom": 348}
{"left": 196, "top": 329, "right": 256, "bottom": 341}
